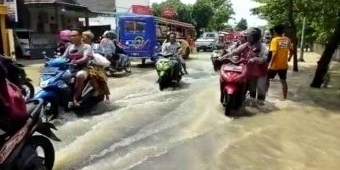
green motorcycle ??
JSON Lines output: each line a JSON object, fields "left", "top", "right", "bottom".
{"left": 155, "top": 53, "right": 182, "bottom": 91}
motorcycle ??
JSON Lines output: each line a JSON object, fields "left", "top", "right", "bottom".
{"left": 104, "top": 41, "right": 132, "bottom": 76}
{"left": 0, "top": 55, "right": 34, "bottom": 100}
{"left": 219, "top": 57, "right": 247, "bottom": 116}
{"left": 0, "top": 99, "right": 61, "bottom": 170}
{"left": 33, "top": 52, "right": 104, "bottom": 119}
{"left": 155, "top": 53, "right": 182, "bottom": 91}
{"left": 106, "top": 53, "right": 132, "bottom": 76}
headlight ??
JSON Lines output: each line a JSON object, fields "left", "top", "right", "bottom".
{"left": 40, "top": 78, "right": 49, "bottom": 88}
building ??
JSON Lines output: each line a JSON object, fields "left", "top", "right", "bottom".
{"left": 77, "top": 0, "right": 115, "bottom": 28}
{"left": 79, "top": 0, "right": 150, "bottom": 29}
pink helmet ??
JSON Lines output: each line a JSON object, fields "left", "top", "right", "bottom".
{"left": 59, "top": 29, "right": 71, "bottom": 42}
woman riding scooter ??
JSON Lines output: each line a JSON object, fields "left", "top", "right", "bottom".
{"left": 82, "top": 30, "right": 111, "bottom": 102}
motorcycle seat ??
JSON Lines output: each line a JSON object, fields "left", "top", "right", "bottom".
{"left": 26, "top": 99, "right": 44, "bottom": 121}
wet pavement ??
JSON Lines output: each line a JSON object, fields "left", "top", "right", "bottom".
{"left": 25, "top": 52, "right": 340, "bottom": 170}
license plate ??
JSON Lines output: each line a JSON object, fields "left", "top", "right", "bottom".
{"left": 223, "top": 65, "right": 243, "bottom": 72}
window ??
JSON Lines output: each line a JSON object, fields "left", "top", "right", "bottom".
{"left": 205, "top": 33, "right": 216, "bottom": 38}
{"left": 124, "top": 21, "right": 146, "bottom": 33}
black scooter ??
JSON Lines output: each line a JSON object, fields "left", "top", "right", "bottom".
{"left": 0, "top": 99, "right": 60, "bottom": 170}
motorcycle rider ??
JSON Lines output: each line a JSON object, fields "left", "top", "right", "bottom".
{"left": 100, "top": 31, "right": 117, "bottom": 71}
{"left": 62, "top": 28, "right": 92, "bottom": 107}
{"left": 215, "top": 33, "right": 226, "bottom": 51}
{"left": 162, "top": 32, "right": 188, "bottom": 75}
{"left": 58, "top": 29, "right": 72, "bottom": 54}
{"left": 110, "top": 31, "right": 129, "bottom": 69}
{"left": 221, "top": 28, "right": 268, "bottom": 105}
{"left": 228, "top": 31, "right": 247, "bottom": 51}
{"left": 82, "top": 30, "right": 111, "bottom": 102}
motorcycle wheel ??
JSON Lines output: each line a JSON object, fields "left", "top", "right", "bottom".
{"left": 224, "top": 94, "right": 234, "bottom": 116}
{"left": 124, "top": 60, "right": 132, "bottom": 73}
{"left": 28, "top": 135, "right": 55, "bottom": 170}
{"left": 21, "top": 81, "right": 35, "bottom": 100}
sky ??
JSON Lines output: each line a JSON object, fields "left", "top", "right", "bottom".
{"left": 149, "top": 0, "right": 268, "bottom": 27}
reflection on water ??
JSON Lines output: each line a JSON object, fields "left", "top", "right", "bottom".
{"left": 51, "top": 53, "right": 340, "bottom": 170}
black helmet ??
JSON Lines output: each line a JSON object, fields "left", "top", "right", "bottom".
{"left": 103, "top": 30, "right": 116, "bottom": 39}
{"left": 246, "top": 27, "right": 262, "bottom": 45}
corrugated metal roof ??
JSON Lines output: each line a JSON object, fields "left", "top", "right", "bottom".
{"left": 77, "top": 0, "right": 115, "bottom": 13}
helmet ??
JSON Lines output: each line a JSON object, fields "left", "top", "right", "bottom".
{"left": 103, "top": 30, "right": 116, "bottom": 40}
{"left": 218, "top": 33, "right": 224, "bottom": 37}
{"left": 246, "top": 28, "right": 262, "bottom": 44}
{"left": 59, "top": 29, "right": 71, "bottom": 42}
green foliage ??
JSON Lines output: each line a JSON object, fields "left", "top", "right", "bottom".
{"left": 151, "top": 0, "right": 234, "bottom": 33}
{"left": 235, "top": 18, "right": 248, "bottom": 31}
{"left": 251, "top": 0, "right": 340, "bottom": 43}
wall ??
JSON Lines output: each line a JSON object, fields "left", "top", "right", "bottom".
{"left": 313, "top": 43, "right": 340, "bottom": 61}
{"left": 87, "top": 16, "right": 115, "bottom": 29}
{"left": 28, "top": 7, "right": 80, "bottom": 33}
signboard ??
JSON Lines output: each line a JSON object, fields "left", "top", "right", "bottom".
{"left": 131, "top": 5, "right": 152, "bottom": 15}
{"left": 161, "top": 7, "right": 176, "bottom": 19}
{"left": 3, "top": 0, "right": 18, "bottom": 22}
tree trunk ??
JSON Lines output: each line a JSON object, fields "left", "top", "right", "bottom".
{"left": 288, "top": 0, "right": 298, "bottom": 72}
{"left": 310, "top": 19, "right": 340, "bottom": 88}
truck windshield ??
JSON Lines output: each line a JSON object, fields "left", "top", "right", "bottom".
{"left": 124, "top": 21, "right": 146, "bottom": 33}
{"left": 205, "top": 33, "right": 216, "bottom": 38}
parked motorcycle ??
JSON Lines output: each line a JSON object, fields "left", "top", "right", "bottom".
{"left": 155, "top": 53, "right": 182, "bottom": 91}
{"left": 0, "top": 99, "right": 60, "bottom": 170}
{"left": 34, "top": 53, "right": 104, "bottom": 119}
{"left": 0, "top": 55, "right": 34, "bottom": 100}
{"left": 219, "top": 57, "right": 247, "bottom": 116}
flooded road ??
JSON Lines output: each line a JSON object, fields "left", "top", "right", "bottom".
{"left": 50, "top": 52, "right": 340, "bottom": 170}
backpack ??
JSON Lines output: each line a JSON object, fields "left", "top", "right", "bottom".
{"left": 0, "top": 79, "right": 28, "bottom": 123}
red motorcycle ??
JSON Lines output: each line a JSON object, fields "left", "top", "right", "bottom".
{"left": 219, "top": 57, "right": 247, "bottom": 116}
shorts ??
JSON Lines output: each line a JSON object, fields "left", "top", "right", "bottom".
{"left": 268, "top": 69, "right": 287, "bottom": 80}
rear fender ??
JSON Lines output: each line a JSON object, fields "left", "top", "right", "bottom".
{"left": 36, "top": 122, "right": 61, "bottom": 141}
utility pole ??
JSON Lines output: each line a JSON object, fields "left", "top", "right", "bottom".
{"left": 299, "top": 17, "right": 306, "bottom": 62}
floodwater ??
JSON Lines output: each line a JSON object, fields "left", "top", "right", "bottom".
{"left": 49, "top": 52, "right": 340, "bottom": 170}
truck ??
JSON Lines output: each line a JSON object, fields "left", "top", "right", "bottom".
{"left": 116, "top": 6, "right": 196, "bottom": 65}
{"left": 195, "top": 32, "right": 219, "bottom": 52}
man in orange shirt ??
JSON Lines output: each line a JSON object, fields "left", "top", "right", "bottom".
{"left": 268, "top": 25, "right": 291, "bottom": 99}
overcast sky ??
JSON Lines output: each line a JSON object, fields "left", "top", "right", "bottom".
{"left": 149, "top": 0, "right": 268, "bottom": 27}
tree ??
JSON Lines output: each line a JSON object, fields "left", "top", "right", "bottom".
{"left": 151, "top": 0, "right": 234, "bottom": 36}
{"left": 207, "top": 0, "right": 234, "bottom": 31}
{"left": 251, "top": 0, "right": 299, "bottom": 71}
{"left": 251, "top": 0, "right": 340, "bottom": 87}
{"left": 310, "top": 16, "right": 340, "bottom": 88}
{"left": 192, "top": 0, "right": 215, "bottom": 35}
{"left": 235, "top": 18, "right": 248, "bottom": 31}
